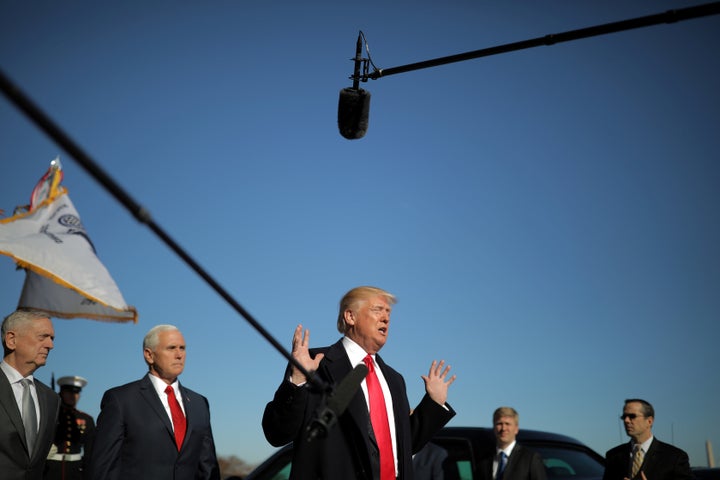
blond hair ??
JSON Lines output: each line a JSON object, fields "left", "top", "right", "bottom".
{"left": 336, "top": 286, "right": 396, "bottom": 334}
{"left": 493, "top": 406, "right": 519, "bottom": 424}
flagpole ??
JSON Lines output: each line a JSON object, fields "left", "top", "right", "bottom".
{"left": 0, "top": 68, "right": 329, "bottom": 394}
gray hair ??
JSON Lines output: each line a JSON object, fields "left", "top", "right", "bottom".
{"left": 143, "top": 324, "right": 180, "bottom": 351}
{"left": 2, "top": 309, "right": 50, "bottom": 351}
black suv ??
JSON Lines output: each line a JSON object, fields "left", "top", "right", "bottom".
{"left": 245, "top": 426, "right": 606, "bottom": 480}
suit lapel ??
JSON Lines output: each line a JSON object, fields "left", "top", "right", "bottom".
{"left": 139, "top": 375, "right": 175, "bottom": 440}
{"left": 376, "top": 355, "right": 401, "bottom": 399}
{"left": 33, "top": 383, "right": 56, "bottom": 461}
{"left": 323, "top": 341, "right": 368, "bottom": 438}
{"left": 376, "top": 354, "right": 405, "bottom": 457}
{"left": 0, "top": 372, "right": 28, "bottom": 451}
{"left": 179, "top": 385, "right": 192, "bottom": 451}
{"left": 505, "top": 444, "right": 521, "bottom": 478}
{"left": 640, "top": 439, "right": 659, "bottom": 475}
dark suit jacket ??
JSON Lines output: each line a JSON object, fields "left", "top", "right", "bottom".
{"left": 603, "top": 439, "right": 694, "bottom": 480}
{"left": 262, "top": 339, "right": 456, "bottom": 480}
{"left": 479, "top": 444, "right": 548, "bottom": 480}
{"left": 0, "top": 370, "right": 60, "bottom": 480}
{"left": 87, "top": 375, "right": 220, "bottom": 480}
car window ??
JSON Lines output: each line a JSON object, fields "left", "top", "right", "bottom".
{"left": 534, "top": 446, "right": 605, "bottom": 480}
{"left": 428, "top": 439, "right": 604, "bottom": 480}
{"left": 268, "top": 463, "right": 291, "bottom": 480}
{"left": 432, "top": 437, "right": 478, "bottom": 480}
{"left": 245, "top": 446, "right": 293, "bottom": 480}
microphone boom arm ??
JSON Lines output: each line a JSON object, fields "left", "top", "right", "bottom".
{"left": 361, "top": 2, "right": 720, "bottom": 81}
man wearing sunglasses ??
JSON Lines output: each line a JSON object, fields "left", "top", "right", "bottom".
{"left": 602, "top": 399, "right": 693, "bottom": 480}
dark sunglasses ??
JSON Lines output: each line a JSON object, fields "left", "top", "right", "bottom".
{"left": 620, "top": 413, "right": 644, "bottom": 420}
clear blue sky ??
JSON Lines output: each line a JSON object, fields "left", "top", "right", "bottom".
{"left": 1, "top": 0, "right": 718, "bottom": 468}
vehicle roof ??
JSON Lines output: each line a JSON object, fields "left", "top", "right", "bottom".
{"left": 436, "top": 426, "right": 591, "bottom": 447}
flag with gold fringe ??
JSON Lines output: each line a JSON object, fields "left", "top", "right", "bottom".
{"left": 0, "top": 158, "right": 137, "bottom": 322}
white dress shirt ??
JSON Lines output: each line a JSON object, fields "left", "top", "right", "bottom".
{"left": 0, "top": 361, "right": 41, "bottom": 425}
{"left": 631, "top": 436, "right": 654, "bottom": 458}
{"left": 147, "top": 373, "right": 185, "bottom": 428}
{"left": 494, "top": 440, "right": 517, "bottom": 478}
{"left": 342, "top": 336, "right": 398, "bottom": 476}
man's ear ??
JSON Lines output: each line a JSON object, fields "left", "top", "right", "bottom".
{"left": 3, "top": 332, "right": 16, "bottom": 350}
{"left": 143, "top": 347, "right": 154, "bottom": 365}
{"left": 344, "top": 309, "right": 355, "bottom": 327}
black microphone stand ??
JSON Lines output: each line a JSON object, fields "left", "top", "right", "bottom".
{"left": 351, "top": 3, "right": 720, "bottom": 82}
{"left": 0, "top": 67, "right": 329, "bottom": 395}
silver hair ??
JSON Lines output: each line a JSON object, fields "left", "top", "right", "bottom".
{"left": 2, "top": 309, "right": 50, "bottom": 350}
{"left": 143, "top": 324, "right": 180, "bottom": 351}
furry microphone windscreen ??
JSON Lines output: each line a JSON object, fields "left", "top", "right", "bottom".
{"left": 337, "top": 87, "right": 371, "bottom": 140}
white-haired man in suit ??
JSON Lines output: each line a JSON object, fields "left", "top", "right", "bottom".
{"left": 0, "top": 309, "right": 60, "bottom": 480}
{"left": 89, "top": 324, "right": 220, "bottom": 480}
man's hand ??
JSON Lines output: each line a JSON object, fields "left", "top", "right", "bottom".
{"left": 290, "top": 324, "right": 325, "bottom": 385}
{"left": 624, "top": 471, "right": 648, "bottom": 480}
{"left": 421, "top": 360, "right": 456, "bottom": 406}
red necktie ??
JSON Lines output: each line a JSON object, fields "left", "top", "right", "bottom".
{"left": 165, "top": 385, "right": 186, "bottom": 450}
{"left": 363, "top": 355, "right": 395, "bottom": 480}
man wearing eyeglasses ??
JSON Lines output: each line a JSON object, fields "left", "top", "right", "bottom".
{"left": 602, "top": 399, "right": 693, "bottom": 480}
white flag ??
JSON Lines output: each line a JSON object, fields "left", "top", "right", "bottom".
{"left": 0, "top": 160, "right": 137, "bottom": 322}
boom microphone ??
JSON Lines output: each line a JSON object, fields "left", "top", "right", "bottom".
{"left": 338, "top": 87, "right": 371, "bottom": 140}
{"left": 338, "top": 31, "right": 371, "bottom": 140}
{"left": 306, "top": 363, "right": 368, "bottom": 442}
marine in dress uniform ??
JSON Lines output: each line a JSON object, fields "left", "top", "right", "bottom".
{"left": 45, "top": 376, "right": 96, "bottom": 480}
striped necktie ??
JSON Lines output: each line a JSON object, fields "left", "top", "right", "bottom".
{"left": 631, "top": 444, "right": 644, "bottom": 478}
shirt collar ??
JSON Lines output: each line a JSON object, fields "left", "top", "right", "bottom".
{"left": 633, "top": 436, "right": 654, "bottom": 453}
{"left": 342, "top": 336, "right": 371, "bottom": 367}
{"left": 0, "top": 361, "right": 33, "bottom": 384}
{"left": 147, "top": 372, "right": 180, "bottom": 396}
{"left": 497, "top": 440, "right": 517, "bottom": 456}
